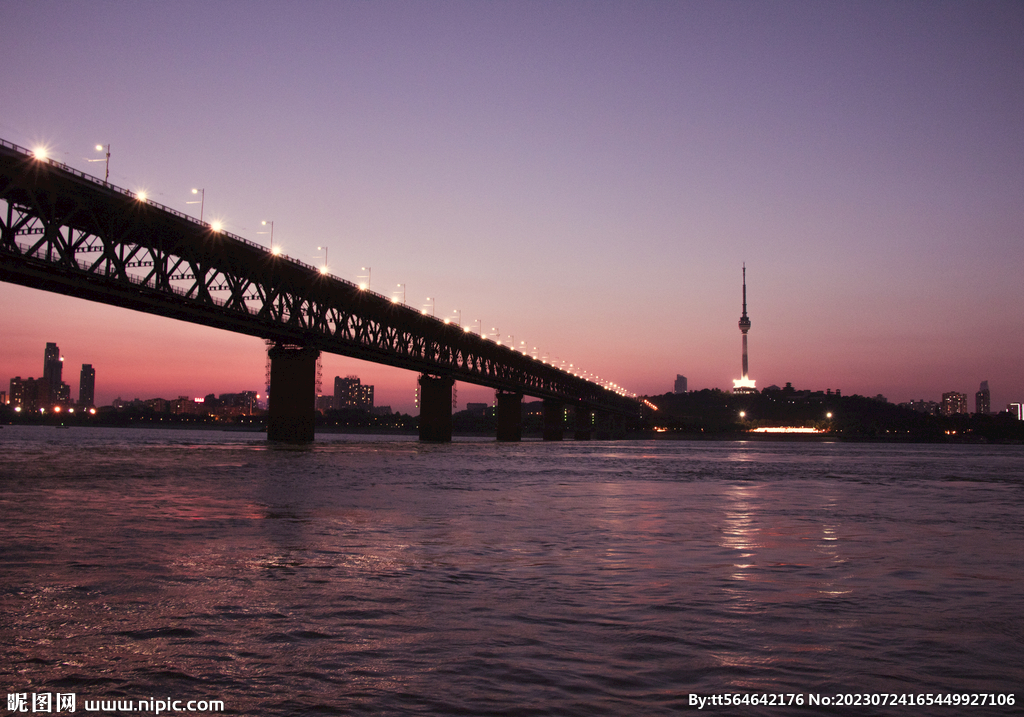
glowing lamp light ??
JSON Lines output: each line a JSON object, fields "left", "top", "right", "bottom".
{"left": 136, "top": 190, "right": 148, "bottom": 202}
{"left": 320, "top": 266, "right": 329, "bottom": 275}
{"left": 89, "top": 408, "right": 96, "bottom": 415}
{"left": 271, "top": 246, "right": 282, "bottom": 256}
{"left": 32, "top": 146, "right": 49, "bottom": 160}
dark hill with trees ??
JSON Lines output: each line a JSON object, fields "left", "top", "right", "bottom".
{"left": 646, "top": 385, "right": 1023, "bottom": 443}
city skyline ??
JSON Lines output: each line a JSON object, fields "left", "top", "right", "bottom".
{"left": 2, "top": 335, "right": 1012, "bottom": 417}
{"left": 2, "top": 1, "right": 1022, "bottom": 414}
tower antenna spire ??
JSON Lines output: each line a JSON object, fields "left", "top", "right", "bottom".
{"left": 742, "top": 262, "right": 747, "bottom": 318}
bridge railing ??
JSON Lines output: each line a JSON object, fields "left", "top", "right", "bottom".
{"left": 0, "top": 139, "right": 430, "bottom": 310}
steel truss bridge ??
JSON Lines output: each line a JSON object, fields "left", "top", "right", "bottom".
{"left": 0, "top": 139, "right": 638, "bottom": 424}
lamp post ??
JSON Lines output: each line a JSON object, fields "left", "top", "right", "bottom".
{"left": 317, "top": 246, "right": 329, "bottom": 274}
{"left": 423, "top": 297, "right": 435, "bottom": 316}
{"left": 394, "top": 283, "right": 405, "bottom": 304}
{"left": 359, "top": 266, "right": 371, "bottom": 291}
{"left": 188, "top": 188, "right": 205, "bottom": 222}
{"left": 259, "top": 220, "right": 275, "bottom": 253}
{"left": 88, "top": 144, "right": 111, "bottom": 181}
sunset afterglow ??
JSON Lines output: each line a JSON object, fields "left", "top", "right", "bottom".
{"left": 2, "top": 1, "right": 1021, "bottom": 414}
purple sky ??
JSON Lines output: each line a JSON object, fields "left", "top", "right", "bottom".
{"left": 3, "top": 0, "right": 1022, "bottom": 413}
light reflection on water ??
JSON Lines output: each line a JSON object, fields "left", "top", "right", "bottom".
{"left": 1, "top": 427, "right": 1022, "bottom": 715}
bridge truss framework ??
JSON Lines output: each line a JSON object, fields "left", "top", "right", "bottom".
{"left": 0, "top": 139, "right": 638, "bottom": 437}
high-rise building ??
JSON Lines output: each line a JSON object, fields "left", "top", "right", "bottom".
{"left": 9, "top": 377, "right": 41, "bottom": 412}
{"left": 79, "top": 364, "right": 96, "bottom": 407}
{"left": 674, "top": 375, "right": 687, "bottom": 394}
{"left": 334, "top": 375, "right": 374, "bottom": 410}
{"left": 1008, "top": 403, "right": 1023, "bottom": 420}
{"left": 975, "top": 381, "right": 990, "bottom": 415}
{"left": 42, "top": 342, "right": 64, "bottom": 405}
{"left": 941, "top": 391, "right": 968, "bottom": 416}
{"left": 732, "top": 264, "right": 756, "bottom": 393}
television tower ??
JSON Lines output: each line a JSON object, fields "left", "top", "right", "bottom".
{"left": 733, "top": 264, "right": 756, "bottom": 392}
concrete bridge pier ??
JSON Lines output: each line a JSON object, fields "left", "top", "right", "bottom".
{"left": 266, "top": 344, "right": 320, "bottom": 443}
{"left": 574, "top": 404, "right": 593, "bottom": 441}
{"left": 418, "top": 374, "right": 454, "bottom": 442}
{"left": 495, "top": 392, "right": 523, "bottom": 442}
{"left": 594, "top": 411, "right": 627, "bottom": 440}
{"left": 542, "top": 399, "right": 564, "bottom": 441}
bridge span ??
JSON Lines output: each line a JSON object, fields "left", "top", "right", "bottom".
{"left": 0, "top": 139, "right": 639, "bottom": 441}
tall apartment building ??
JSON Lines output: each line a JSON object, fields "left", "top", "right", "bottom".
{"left": 42, "top": 342, "right": 64, "bottom": 405}
{"left": 9, "top": 377, "right": 40, "bottom": 411}
{"left": 79, "top": 364, "right": 96, "bottom": 407}
{"left": 975, "top": 381, "right": 991, "bottom": 415}
{"left": 334, "top": 376, "right": 374, "bottom": 410}
{"left": 940, "top": 391, "right": 968, "bottom": 416}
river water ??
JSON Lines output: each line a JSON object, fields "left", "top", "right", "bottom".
{"left": 1, "top": 427, "right": 1021, "bottom": 715}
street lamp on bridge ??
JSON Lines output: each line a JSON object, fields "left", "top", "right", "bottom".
{"left": 317, "top": 246, "right": 329, "bottom": 274}
{"left": 259, "top": 220, "right": 279, "bottom": 255}
{"left": 87, "top": 144, "right": 110, "bottom": 182}
{"left": 188, "top": 188, "right": 205, "bottom": 222}
{"left": 359, "top": 266, "right": 371, "bottom": 291}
